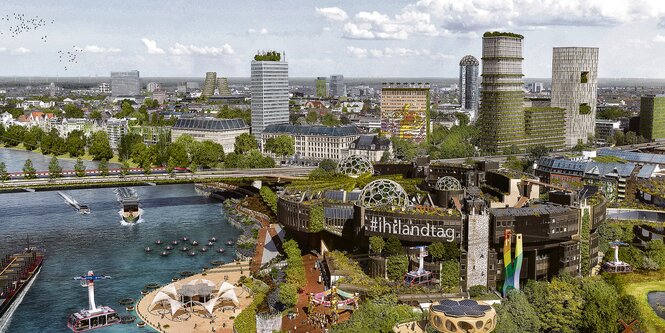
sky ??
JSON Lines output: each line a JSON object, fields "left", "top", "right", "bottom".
{"left": 1, "top": 0, "right": 665, "bottom": 78}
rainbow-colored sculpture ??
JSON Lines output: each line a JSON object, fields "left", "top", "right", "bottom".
{"left": 502, "top": 230, "right": 523, "bottom": 297}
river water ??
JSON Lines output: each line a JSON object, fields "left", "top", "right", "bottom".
{"left": 0, "top": 148, "right": 121, "bottom": 173}
{"left": 0, "top": 183, "right": 240, "bottom": 333}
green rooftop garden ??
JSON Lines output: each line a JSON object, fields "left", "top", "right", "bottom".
{"left": 286, "top": 173, "right": 426, "bottom": 196}
{"left": 483, "top": 31, "right": 524, "bottom": 39}
{"left": 591, "top": 155, "right": 627, "bottom": 164}
{"left": 254, "top": 51, "right": 281, "bottom": 61}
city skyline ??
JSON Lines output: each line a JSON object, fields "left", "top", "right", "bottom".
{"left": 1, "top": 1, "right": 665, "bottom": 78}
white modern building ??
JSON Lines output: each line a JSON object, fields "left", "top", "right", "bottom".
{"left": 551, "top": 47, "right": 599, "bottom": 147}
{"left": 47, "top": 118, "right": 100, "bottom": 138}
{"left": 251, "top": 54, "right": 289, "bottom": 142}
{"left": 171, "top": 118, "right": 249, "bottom": 153}
{"left": 261, "top": 124, "right": 362, "bottom": 161}
{"left": 111, "top": 70, "right": 140, "bottom": 97}
{"left": 329, "top": 75, "right": 345, "bottom": 98}
{"left": 106, "top": 118, "right": 129, "bottom": 149}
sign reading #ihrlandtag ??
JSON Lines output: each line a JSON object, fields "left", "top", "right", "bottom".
{"left": 364, "top": 212, "right": 460, "bottom": 242}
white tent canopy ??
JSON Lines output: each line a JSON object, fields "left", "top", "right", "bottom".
{"left": 217, "top": 282, "right": 234, "bottom": 296}
{"left": 148, "top": 281, "right": 240, "bottom": 317}
{"left": 220, "top": 289, "right": 239, "bottom": 306}
{"left": 149, "top": 291, "right": 175, "bottom": 311}
{"left": 159, "top": 283, "right": 178, "bottom": 298}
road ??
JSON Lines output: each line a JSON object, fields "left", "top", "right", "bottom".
{"left": 0, "top": 166, "right": 316, "bottom": 190}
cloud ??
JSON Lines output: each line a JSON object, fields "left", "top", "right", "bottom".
{"left": 260, "top": 28, "right": 268, "bottom": 34}
{"left": 0, "top": 47, "right": 7, "bottom": 53}
{"left": 342, "top": 9, "right": 437, "bottom": 40}
{"left": 11, "top": 47, "right": 30, "bottom": 55}
{"left": 346, "top": 46, "right": 453, "bottom": 60}
{"left": 168, "top": 43, "right": 235, "bottom": 56}
{"left": 141, "top": 38, "right": 165, "bottom": 54}
{"left": 249, "top": 28, "right": 269, "bottom": 34}
{"left": 653, "top": 34, "right": 665, "bottom": 42}
{"left": 78, "top": 45, "right": 122, "bottom": 53}
{"left": 412, "top": 0, "right": 665, "bottom": 32}
{"left": 315, "top": 7, "right": 348, "bottom": 21}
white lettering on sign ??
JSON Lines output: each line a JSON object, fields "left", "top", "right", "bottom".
{"left": 366, "top": 214, "right": 456, "bottom": 242}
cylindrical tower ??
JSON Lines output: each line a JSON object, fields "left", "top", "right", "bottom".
{"left": 477, "top": 32, "right": 526, "bottom": 154}
{"left": 459, "top": 55, "right": 479, "bottom": 118}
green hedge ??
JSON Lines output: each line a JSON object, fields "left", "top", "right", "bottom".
{"left": 308, "top": 204, "right": 324, "bottom": 233}
{"left": 234, "top": 278, "right": 268, "bottom": 333}
{"left": 259, "top": 186, "right": 277, "bottom": 214}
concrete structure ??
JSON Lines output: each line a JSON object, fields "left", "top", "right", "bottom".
{"left": 315, "top": 77, "right": 328, "bottom": 98}
{"left": 459, "top": 55, "right": 479, "bottom": 118}
{"left": 171, "top": 118, "right": 249, "bottom": 153}
{"left": 110, "top": 70, "right": 140, "bottom": 97}
{"left": 105, "top": 118, "right": 129, "bottom": 149}
{"left": 477, "top": 32, "right": 526, "bottom": 153}
{"left": 261, "top": 124, "right": 361, "bottom": 161}
{"left": 639, "top": 95, "right": 665, "bottom": 140}
{"left": 202, "top": 72, "right": 217, "bottom": 97}
{"left": 329, "top": 75, "right": 345, "bottom": 98}
{"left": 595, "top": 119, "right": 621, "bottom": 142}
{"left": 380, "top": 83, "right": 430, "bottom": 142}
{"left": 551, "top": 47, "right": 599, "bottom": 147}
{"left": 251, "top": 53, "right": 289, "bottom": 142}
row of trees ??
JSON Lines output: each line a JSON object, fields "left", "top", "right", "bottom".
{"left": 278, "top": 239, "right": 305, "bottom": 308}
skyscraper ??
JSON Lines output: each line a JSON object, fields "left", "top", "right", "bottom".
{"left": 216, "top": 77, "right": 231, "bottom": 96}
{"left": 251, "top": 51, "right": 289, "bottom": 142}
{"left": 329, "top": 75, "right": 345, "bottom": 98}
{"left": 459, "top": 55, "right": 479, "bottom": 118}
{"left": 380, "top": 83, "right": 430, "bottom": 142}
{"left": 202, "top": 71, "right": 217, "bottom": 97}
{"left": 640, "top": 95, "right": 665, "bottom": 141}
{"left": 110, "top": 70, "right": 140, "bottom": 97}
{"left": 315, "top": 77, "right": 327, "bottom": 98}
{"left": 477, "top": 32, "right": 526, "bottom": 154}
{"left": 551, "top": 47, "right": 599, "bottom": 147}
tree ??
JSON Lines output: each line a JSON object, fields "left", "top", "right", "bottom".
{"left": 305, "top": 111, "right": 318, "bottom": 124}
{"left": 494, "top": 289, "right": 541, "bottom": 333}
{"left": 89, "top": 110, "right": 102, "bottom": 121}
{"left": 40, "top": 129, "right": 65, "bottom": 155}
{"left": 525, "top": 278, "right": 583, "bottom": 333}
{"left": 265, "top": 135, "right": 295, "bottom": 159}
{"left": 88, "top": 131, "right": 113, "bottom": 160}
{"left": 391, "top": 138, "right": 417, "bottom": 161}
{"left": 429, "top": 242, "right": 445, "bottom": 261}
{"left": 645, "top": 239, "right": 665, "bottom": 267}
{"left": 0, "top": 162, "right": 8, "bottom": 182}
{"left": 191, "top": 140, "right": 224, "bottom": 169}
{"left": 48, "top": 156, "right": 62, "bottom": 179}
{"left": 384, "top": 236, "right": 404, "bottom": 256}
{"left": 234, "top": 133, "right": 257, "bottom": 154}
{"left": 168, "top": 142, "right": 189, "bottom": 167}
{"left": 63, "top": 104, "right": 84, "bottom": 118}
{"left": 502, "top": 144, "right": 520, "bottom": 155}
{"left": 118, "top": 133, "right": 143, "bottom": 161}
{"left": 74, "top": 158, "right": 86, "bottom": 177}
{"left": 121, "top": 160, "right": 130, "bottom": 175}
{"left": 580, "top": 278, "right": 619, "bottom": 333}
{"left": 440, "top": 260, "right": 460, "bottom": 291}
{"left": 3, "top": 125, "right": 25, "bottom": 147}
{"left": 259, "top": 186, "right": 277, "bottom": 214}
{"left": 22, "top": 159, "right": 36, "bottom": 179}
{"left": 23, "top": 126, "right": 43, "bottom": 151}
{"left": 369, "top": 236, "right": 385, "bottom": 255}
{"left": 318, "top": 159, "right": 337, "bottom": 172}
{"left": 618, "top": 294, "right": 642, "bottom": 328}
{"left": 66, "top": 130, "right": 86, "bottom": 157}
{"left": 321, "top": 113, "right": 341, "bottom": 126}
{"left": 380, "top": 151, "right": 391, "bottom": 162}
{"left": 278, "top": 283, "right": 298, "bottom": 308}
{"left": 386, "top": 255, "right": 408, "bottom": 281}
{"left": 98, "top": 158, "right": 109, "bottom": 176}
{"left": 527, "top": 145, "right": 549, "bottom": 161}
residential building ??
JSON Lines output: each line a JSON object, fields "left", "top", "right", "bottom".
{"left": 171, "top": 118, "right": 249, "bottom": 153}
{"left": 202, "top": 72, "right": 217, "bottom": 97}
{"left": 348, "top": 135, "right": 392, "bottom": 162}
{"left": 216, "top": 77, "right": 231, "bottom": 96}
{"left": 315, "top": 77, "right": 328, "bottom": 98}
{"left": 97, "top": 83, "right": 111, "bottom": 94}
{"left": 146, "top": 82, "right": 160, "bottom": 93}
{"left": 477, "top": 32, "right": 527, "bottom": 153}
{"left": 106, "top": 118, "right": 129, "bottom": 149}
{"left": 523, "top": 106, "right": 566, "bottom": 150}
{"left": 111, "top": 70, "right": 140, "bottom": 97}
{"left": 639, "top": 94, "right": 665, "bottom": 140}
{"left": 329, "top": 75, "right": 345, "bottom": 98}
{"left": 595, "top": 119, "right": 621, "bottom": 142}
{"left": 251, "top": 52, "right": 289, "bottom": 142}
{"left": 0, "top": 112, "right": 13, "bottom": 126}
{"left": 459, "top": 55, "right": 479, "bottom": 118}
{"left": 551, "top": 47, "right": 599, "bottom": 147}
{"left": 261, "top": 124, "right": 362, "bottom": 161}
{"left": 380, "top": 82, "right": 430, "bottom": 142}
{"left": 47, "top": 118, "right": 99, "bottom": 138}
{"left": 18, "top": 100, "right": 55, "bottom": 110}
{"left": 130, "top": 126, "right": 171, "bottom": 145}
{"left": 356, "top": 116, "right": 381, "bottom": 131}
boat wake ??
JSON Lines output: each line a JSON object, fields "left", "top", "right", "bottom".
{"left": 114, "top": 187, "right": 138, "bottom": 201}
{"left": 0, "top": 266, "right": 42, "bottom": 333}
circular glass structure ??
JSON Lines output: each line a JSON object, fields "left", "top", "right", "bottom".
{"left": 336, "top": 155, "right": 374, "bottom": 178}
{"left": 434, "top": 176, "right": 462, "bottom": 191}
{"left": 429, "top": 299, "right": 496, "bottom": 333}
{"left": 357, "top": 179, "right": 410, "bottom": 209}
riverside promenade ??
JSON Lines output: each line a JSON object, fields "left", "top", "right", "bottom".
{"left": 136, "top": 261, "right": 252, "bottom": 333}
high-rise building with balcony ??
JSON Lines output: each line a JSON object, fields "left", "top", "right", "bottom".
{"left": 459, "top": 55, "right": 479, "bottom": 118}
{"left": 315, "top": 77, "right": 327, "bottom": 98}
{"left": 380, "top": 82, "right": 430, "bottom": 142}
{"left": 329, "top": 75, "right": 345, "bottom": 98}
{"left": 551, "top": 47, "right": 599, "bottom": 147}
{"left": 202, "top": 72, "right": 217, "bottom": 97}
{"left": 110, "top": 70, "right": 140, "bottom": 97}
{"left": 251, "top": 51, "right": 289, "bottom": 142}
{"left": 640, "top": 94, "right": 665, "bottom": 141}
{"left": 477, "top": 32, "right": 526, "bottom": 154}
{"left": 216, "top": 77, "right": 231, "bottom": 96}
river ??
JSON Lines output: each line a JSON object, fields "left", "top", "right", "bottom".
{"left": 0, "top": 148, "right": 121, "bottom": 173}
{"left": 0, "top": 182, "right": 240, "bottom": 332}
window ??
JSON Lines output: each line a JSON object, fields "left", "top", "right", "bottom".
{"left": 580, "top": 71, "right": 589, "bottom": 83}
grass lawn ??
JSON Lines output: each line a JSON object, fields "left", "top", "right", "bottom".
{"left": 624, "top": 275, "right": 665, "bottom": 333}
{"left": 1, "top": 143, "right": 137, "bottom": 167}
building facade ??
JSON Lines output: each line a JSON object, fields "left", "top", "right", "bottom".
{"left": 202, "top": 72, "right": 217, "bottom": 97}
{"left": 261, "top": 124, "right": 362, "bottom": 161}
{"left": 459, "top": 55, "right": 479, "bottom": 118}
{"left": 315, "top": 77, "right": 328, "bottom": 98}
{"left": 639, "top": 95, "right": 665, "bottom": 141}
{"left": 348, "top": 135, "right": 392, "bottom": 162}
{"left": 477, "top": 33, "right": 526, "bottom": 153}
{"left": 106, "top": 118, "right": 129, "bottom": 149}
{"left": 595, "top": 119, "right": 621, "bottom": 142}
{"left": 110, "top": 70, "right": 140, "bottom": 97}
{"left": 329, "top": 75, "right": 345, "bottom": 98}
{"left": 216, "top": 77, "right": 231, "bottom": 96}
{"left": 251, "top": 54, "right": 289, "bottom": 142}
{"left": 380, "top": 83, "right": 430, "bottom": 142}
{"left": 171, "top": 118, "right": 249, "bottom": 153}
{"left": 551, "top": 47, "right": 599, "bottom": 147}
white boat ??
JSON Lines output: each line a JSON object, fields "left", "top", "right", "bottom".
{"left": 57, "top": 191, "right": 91, "bottom": 215}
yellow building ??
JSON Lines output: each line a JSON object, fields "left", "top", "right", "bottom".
{"left": 380, "top": 83, "right": 430, "bottom": 142}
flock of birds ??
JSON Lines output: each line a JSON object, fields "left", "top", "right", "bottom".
{"left": 0, "top": 12, "right": 83, "bottom": 71}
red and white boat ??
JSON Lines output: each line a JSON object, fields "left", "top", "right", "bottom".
{"left": 67, "top": 271, "right": 120, "bottom": 332}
